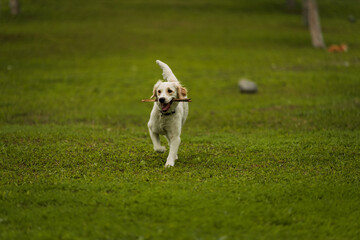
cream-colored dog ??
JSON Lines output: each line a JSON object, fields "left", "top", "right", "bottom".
{"left": 148, "top": 60, "right": 189, "bottom": 167}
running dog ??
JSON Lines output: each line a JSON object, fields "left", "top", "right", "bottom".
{"left": 148, "top": 60, "right": 189, "bottom": 167}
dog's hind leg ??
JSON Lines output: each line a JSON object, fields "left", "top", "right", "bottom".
{"left": 149, "top": 130, "right": 166, "bottom": 153}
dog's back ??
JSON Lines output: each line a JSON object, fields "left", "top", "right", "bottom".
{"left": 180, "top": 102, "right": 189, "bottom": 126}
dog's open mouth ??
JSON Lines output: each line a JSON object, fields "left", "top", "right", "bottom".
{"left": 161, "top": 100, "right": 173, "bottom": 112}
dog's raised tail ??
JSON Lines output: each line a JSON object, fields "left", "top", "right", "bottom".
{"left": 156, "top": 60, "right": 178, "bottom": 82}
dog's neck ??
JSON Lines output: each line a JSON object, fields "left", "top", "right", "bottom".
{"left": 161, "top": 109, "right": 176, "bottom": 117}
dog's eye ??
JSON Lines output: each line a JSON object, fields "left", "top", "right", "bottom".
{"left": 158, "top": 90, "right": 161, "bottom": 94}
{"left": 168, "top": 89, "right": 173, "bottom": 93}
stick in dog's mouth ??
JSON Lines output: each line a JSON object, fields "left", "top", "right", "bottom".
{"left": 141, "top": 99, "right": 191, "bottom": 102}
{"left": 161, "top": 99, "right": 173, "bottom": 112}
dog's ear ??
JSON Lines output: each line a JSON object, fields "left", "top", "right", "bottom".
{"left": 177, "top": 85, "right": 187, "bottom": 99}
{"left": 150, "top": 80, "right": 162, "bottom": 99}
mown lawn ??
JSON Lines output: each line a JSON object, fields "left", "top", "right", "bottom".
{"left": 1, "top": 0, "right": 360, "bottom": 239}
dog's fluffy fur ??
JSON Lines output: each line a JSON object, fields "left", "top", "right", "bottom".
{"left": 148, "top": 60, "right": 189, "bottom": 167}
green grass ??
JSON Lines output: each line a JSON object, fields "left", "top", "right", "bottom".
{"left": 1, "top": 0, "right": 360, "bottom": 239}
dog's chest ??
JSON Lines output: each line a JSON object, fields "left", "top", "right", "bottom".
{"left": 157, "top": 116, "right": 173, "bottom": 134}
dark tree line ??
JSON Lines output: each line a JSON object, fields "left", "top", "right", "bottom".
{"left": 5, "top": 0, "right": 326, "bottom": 49}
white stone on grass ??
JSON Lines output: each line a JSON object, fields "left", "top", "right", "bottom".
{"left": 238, "top": 79, "right": 258, "bottom": 93}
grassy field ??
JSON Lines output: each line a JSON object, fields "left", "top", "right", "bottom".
{"left": 1, "top": 0, "right": 360, "bottom": 239}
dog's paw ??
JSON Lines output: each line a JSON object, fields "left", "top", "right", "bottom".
{"left": 154, "top": 146, "right": 166, "bottom": 153}
{"left": 165, "top": 158, "right": 175, "bottom": 168}
{"left": 165, "top": 162, "right": 175, "bottom": 168}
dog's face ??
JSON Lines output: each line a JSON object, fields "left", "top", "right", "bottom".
{"left": 151, "top": 81, "right": 187, "bottom": 112}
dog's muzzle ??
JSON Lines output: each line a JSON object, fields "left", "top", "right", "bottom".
{"left": 159, "top": 99, "right": 173, "bottom": 112}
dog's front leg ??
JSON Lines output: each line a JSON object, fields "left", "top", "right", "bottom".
{"left": 165, "top": 136, "right": 181, "bottom": 167}
{"left": 149, "top": 130, "right": 166, "bottom": 153}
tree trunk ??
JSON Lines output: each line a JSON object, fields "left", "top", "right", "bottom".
{"left": 302, "top": 0, "right": 309, "bottom": 26}
{"left": 9, "top": 0, "right": 20, "bottom": 15}
{"left": 308, "top": 0, "right": 325, "bottom": 48}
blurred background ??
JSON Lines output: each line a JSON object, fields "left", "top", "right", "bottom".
{"left": 1, "top": 0, "right": 359, "bottom": 133}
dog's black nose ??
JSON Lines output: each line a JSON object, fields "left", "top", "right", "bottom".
{"left": 159, "top": 98, "right": 165, "bottom": 103}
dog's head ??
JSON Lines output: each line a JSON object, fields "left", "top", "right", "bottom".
{"left": 151, "top": 81, "right": 187, "bottom": 112}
